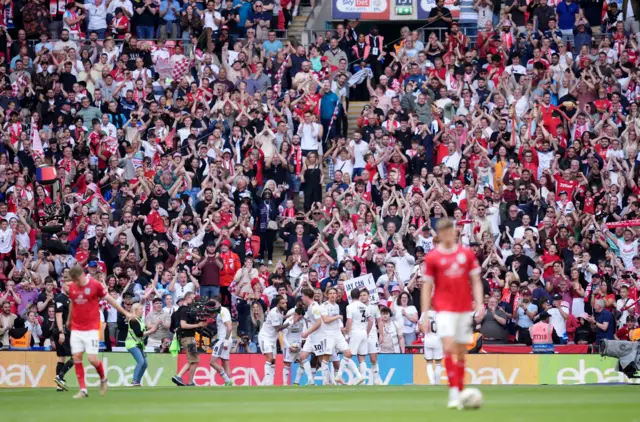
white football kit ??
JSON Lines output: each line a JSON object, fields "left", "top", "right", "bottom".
{"left": 320, "top": 301, "right": 349, "bottom": 356}
{"left": 420, "top": 311, "right": 443, "bottom": 360}
{"left": 346, "top": 300, "right": 370, "bottom": 356}
{"left": 259, "top": 307, "right": 285, "bottom": 355}
{"left": 212, "top": 307, "right": 232, "bottom": 360}
{"left": 366, "top": 302, "right": 381, "bottom": 354}
{"left": 302, "top": 301, "right": 326, "bottom": 354}
{"left": 282, "top": 314, "right": 305, "bottom": 363}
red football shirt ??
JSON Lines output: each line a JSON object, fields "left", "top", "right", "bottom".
{"left": 554, "top": 174, "right": 579, "bottom": 198}
{"left": 424, "top": 245, "right": 480, "bottom": 312}
{"left": 69, "top": 277, "right": 107, "bottom": 331}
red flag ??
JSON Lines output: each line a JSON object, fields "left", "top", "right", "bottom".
{"left": 172, "top": 58, "right": 193, "bottom": 81}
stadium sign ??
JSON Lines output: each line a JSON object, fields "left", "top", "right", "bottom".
{"left": 538, "top": 356, "right": 640, "bottom": 385}
{"left": 332, "top": 0, "right": 390, "bottom": 20}
{"left": 343, "top": 274, "right": 379, "bottom": 304}
{"left": 65, "top": 354, "right": 175, "bottom": 387}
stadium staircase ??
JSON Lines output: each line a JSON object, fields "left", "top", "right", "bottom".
{"left": 287, "top": 6, "right": 313, "bottom": 43}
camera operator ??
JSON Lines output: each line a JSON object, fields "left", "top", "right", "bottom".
{"left": 171, "top": 292, "right": 206, "bottom": 387}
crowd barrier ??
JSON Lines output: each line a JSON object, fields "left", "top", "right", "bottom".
{"left": 0, "top": 352, "right": 636, "bottom": 388}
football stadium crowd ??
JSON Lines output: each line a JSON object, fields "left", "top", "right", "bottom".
{"left": 0, "top": 0, "right": 640, "bottom": 359}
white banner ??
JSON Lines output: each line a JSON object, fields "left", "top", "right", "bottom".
{"left": 343, "top": 274, "right": 379, "bottom": 304}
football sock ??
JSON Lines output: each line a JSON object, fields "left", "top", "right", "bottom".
{"left": 426, "top": 363, "right": 435, "bottom": 385}
{"left": 336, "top": 359, "right": 346, "bottom": 380}
{"left": 346, "top": 358, "right": 361, "bottom": 379}
{"left": 74, "top": 361, "right": 86, "bottom": 391}
{"left": 264, "top": 362, "right": 273, "bottom": 386}
{"left": 444, "top": 354, "right": 457, "bottom": 390}
{"left": 283, "top": 367, "right": 290, "bottom": 385}
{"left": 434, "top": 363, "right": 443, "bottom": 385}
{"left": 359, "top": 361, "right": 367, "bottom": 379}
{"left": 56, "top": 362, "right": 63, "bottom": 376}
{"left": 328, "top": 364, "right": 336, "bottom": 384}
{"left": 294, "top": 366, "right": 304, "bottom": 384}
{"left": 218, "top": 368, "right": 231, "bottom": 383}
{"left": 302, "top": 360, "right": 314, "bottom": 383}
{"left": 320, "top": 360, "right": 329, "bottom": 385}
{"left": 371, "top": 363, "right": 380, "bottom": 382}
{"left": 94, "top": 361, "right": 106, "bottom": 381}
{"left": 59, "top": 359, "right": 74, "bottom": 378}
{"left": 455, "top": 360, "right": 466, "bottom": 391}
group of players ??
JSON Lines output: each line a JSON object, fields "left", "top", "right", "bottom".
{"left": 59, "top": 218, "right": 483, "bottom": 409}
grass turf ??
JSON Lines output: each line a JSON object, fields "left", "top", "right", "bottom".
{"left": 1, "top": 385, "right": 637, "bottom": 422}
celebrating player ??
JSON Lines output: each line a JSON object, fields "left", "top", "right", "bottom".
{"left": 299, "top": 288, "right": 323, "bottom": 386}
{"left": 67, "top": 265, "right": 133, "bottom": 399}
{"left": 209, "top": 297, "right": 233, "bottom": 386}
{"left": 421, "top": 219, "right": 484, "bottom": 409}
{"left": 419, "top": 310, "right": 443, "bottom": 385}
{"left": 360, "top": 289, "right": 383, "bottom": 385}
{"left": 345, "top": 288, "right": 372, "bottom": 384}
{"left": 323, "top": 288, "right": 364, "bottom": 385}
{"left": 258, "top": 295, "right": 289, "bottom": 386}
{"left": 54, "top": 279, "right": 73, "bottom": 392}
{"left": 282, "top": 306, "right": 306, "bottom": 385}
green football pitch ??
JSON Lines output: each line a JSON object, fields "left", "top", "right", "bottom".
{"left": 1, "top": 385, "right": 637, "bottom": 422}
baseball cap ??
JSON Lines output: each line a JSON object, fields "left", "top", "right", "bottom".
{"left": 552, "top": 293, "right": 562, "bottom": 301}
{"left": 391, "top": 286, "right": 401, "bottom": 293}
{"left": 221, "top": 239, "right": 231, "bottom": 247}
{"left": 88, "top": 261, "right": 98, "bottom": 267}
{"left": 377, "top": 247, "right": 386, "bottom": 254}
{"left": 330, "top": 263, "right": 339, "bottom": 270}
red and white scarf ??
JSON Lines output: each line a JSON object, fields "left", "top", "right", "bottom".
{"left": 50, "top": 0, "right": 65, "bottom": 17}
{"left": 290, "top": 145, "right": 302, "bottom": 176}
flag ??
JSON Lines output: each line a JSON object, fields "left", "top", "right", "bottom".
{"left": 272, "top": 54, "right": 290, "bottom": 95}
{"left": 30, "top": 121, "right": 44, "bottom": 159}
{"left": 173, "top": 57, "right": 193, "bottom": 81}
{"left": 102, "top": 136, "right": 118, "bottom": 155}
{"left": 323, "top": 100, "right": 340, "bottom": 144}
{"left": 163, "top": 127, "right": 176, "bottom": 150}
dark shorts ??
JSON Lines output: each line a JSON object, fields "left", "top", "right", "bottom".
{"left": 55, "top": 334, "right": 71, "bottom": 357}
{"left": 181, "top": 337, "right": 199, "bottom": 364}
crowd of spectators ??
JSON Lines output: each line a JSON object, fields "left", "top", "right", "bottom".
{"left": 1, "top": 0, "right": 640, "bottom": 354}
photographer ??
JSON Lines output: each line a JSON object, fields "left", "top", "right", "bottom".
{"left": 171, "top": 292, "right": 206, "bottom": 387}
{"left": 126, "top": 303, "right": 157, "bottom": 387}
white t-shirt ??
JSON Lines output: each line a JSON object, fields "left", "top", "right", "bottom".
{"left": 617, "top": 239, "right": 639, "bottom": 269}
{"left": 419, "top": 311, "right": 441, "bottom": 348}
{"left": 320, "top": 301, "right": 343, "bottom": 337}
{"left": 216, "top": 307, "right": 232, "bottom": 341}
{"left": 84, "top": 3, "right": 108, "bottom": 30}
{"left": 282, "top": 314, "right": 305, "bottom": 347}
{"left": 304, "top": 301, "right": 322, "bottom": 342}
{"left": 259, "top": 307, "right": 284, "bottom": 341}
{"left": 616, "top": 297, "right": 634, "bottom": 328}
{"left": 0, "top": 227, "right": 13, "bottom": 253}
{"left": 513, "top": 225, "right": 539, "bottom": 241}
{"left": 346, "top": 301, "right": 370, "bottom": 334}
{"left": 349, "top": 140, "right": 369, "bottom": 169}
{"left": 548, "top": 305, "right": 569, "bottom": 337}
{"left": 395, "top": 305, "right": 418, "bottom": 334}
{"left": 298, "top": 122, "right": 321, "bottom": 151}
{"left": 173, "top": 282, "right": 195, "bottom": 300}
{"left": 367, "top": 303, "right": 381, "bottom": 339}
{"left": 203, "top": 10, "right": 221, "bottom": 30}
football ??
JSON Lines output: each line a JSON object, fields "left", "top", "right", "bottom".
{"left": 289, "top": 343, "right": 300, "bottom": 352}
{"left": 459, "top": 388, "right": 483, "bottom": 409}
